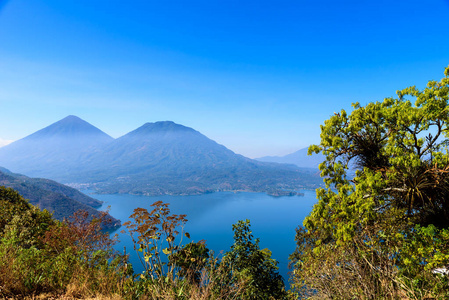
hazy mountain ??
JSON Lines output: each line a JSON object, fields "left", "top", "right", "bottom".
{"left": 0, "top": 168, "right": 120, "bottom": 229}
{"left": 0, "top": 115, "right": 113, "bottom": 178}
{"left": 68, "top": 121, "right": 321, "bottom": 195}
{"left": 0, "top": 117, "right": 323, "bottom": 195}
{"left": 256, "top": 147, "right": 324, "bottom": 169}
{"left": 80, "top": 121, "right": 245, "bottom": 178}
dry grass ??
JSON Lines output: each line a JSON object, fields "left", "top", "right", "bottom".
{"left": 1, "top": 257, "right": 250, "bottom": 300}
{"left": 6, "top": 295, "right": 123, "bottom": 300}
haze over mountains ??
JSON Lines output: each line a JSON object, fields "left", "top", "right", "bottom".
{"left": 0, "top": 116, "right": 322, "bottom": 195}
{"left": 256, "top": 147, "right": 324, "bottom": 169}
{"left": 0, "top": 115, "right": 113, "bottom": 179}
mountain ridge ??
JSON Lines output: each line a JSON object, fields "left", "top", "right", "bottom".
{"left": 256, "top": 147, "right": 324, "bottom": 169}
{"left": 0, "top": 116, "right": 323, "bottom": 195}
{"left": 0, "top": 115, "right": 114, "bottom": 179}
{"left": 24, "top": 115, "right": 113, "bottom": 140}
{"left": 0, "top": 167, "right": 120, "bottom": 230}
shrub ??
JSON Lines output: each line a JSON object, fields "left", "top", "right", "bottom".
{"left": 0, "top": 186, "right": 130, "bottom": 299}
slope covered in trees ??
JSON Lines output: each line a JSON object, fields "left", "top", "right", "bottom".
{"left": 0, "top": 168, "right": 120, "bottom": 229}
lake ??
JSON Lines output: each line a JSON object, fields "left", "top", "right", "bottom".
{"left": 89, "top": 190, "right": 318, "bottom": 283}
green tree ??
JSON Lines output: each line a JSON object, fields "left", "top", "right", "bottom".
{"left": 168, "top": 240, "right": 209, "bottom": 284}
{"left": 0, "top": 186, "right": 130, "bottom": 298}
{"left": 291, "top": 66, "right": 449, "bottom": 299}
{"left": 222, "top": 219, "right": 287, "bottom": 300}
{"left": 0, "top": 186, "right": 54, "bottom": 247}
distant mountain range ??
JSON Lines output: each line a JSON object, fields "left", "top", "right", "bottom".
{"left": 0, "top": 116, "right": 323, "bottom": 195}
{"left": 256, "top": 147, "right": 324, "bottom": 169}
{"left": 0, "top": 167, "right": 120, "bottom": 230}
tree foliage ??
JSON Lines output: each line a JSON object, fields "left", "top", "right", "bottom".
{"left": 222, "top": 219, "right": 287, "bottom": 300}
{"left": 169, "top": 240, "right": 209, "bottom": 284}
{"left": 0, "top": 186, "right": 130, "bottom": 298}
{"left": 291, "top": 66, "right": 449, "bottom": 299}
{"left": 0, "top": 186, "right": 54, "bottom": 248}
{"left": 122, "top": 203, "right": 287, "bottom": 299}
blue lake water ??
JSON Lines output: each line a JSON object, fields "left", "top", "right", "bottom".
{"left": 88, "top": 190, "right": 318, "bottom": 283}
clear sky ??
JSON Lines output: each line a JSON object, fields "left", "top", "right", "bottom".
{"left": 1, "top": 0, "right": 449, "bottom": 158}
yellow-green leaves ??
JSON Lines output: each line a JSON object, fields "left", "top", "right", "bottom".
{"left": 293, "top": 65, "right": 449, "bottom": 299}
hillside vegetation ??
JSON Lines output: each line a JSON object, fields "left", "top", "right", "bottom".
{"left": 0, "top": 186, "right": 288, "bottom": 299}
{"left": 0, "top": 168, "right": 120, "bottom": 230}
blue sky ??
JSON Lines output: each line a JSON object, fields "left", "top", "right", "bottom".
{"left": 1, "top": 0, "right": 449, "bottom": 157}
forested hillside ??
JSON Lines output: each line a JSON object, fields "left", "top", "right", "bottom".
{"left": 0, "top": 168, "right": 119, "bottom": 229}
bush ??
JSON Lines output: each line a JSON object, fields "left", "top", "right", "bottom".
{"left": 0, "top": 186, "right": 131, "bottom": 298}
